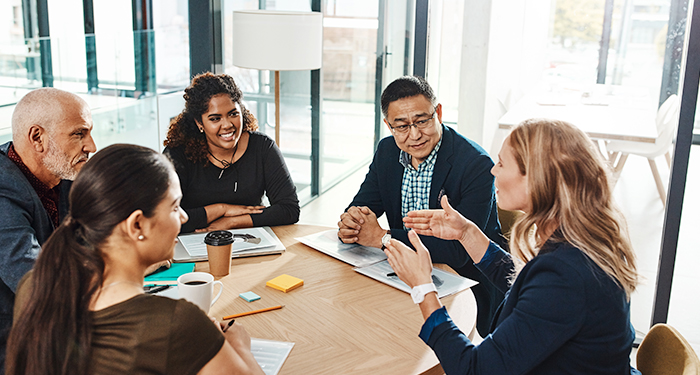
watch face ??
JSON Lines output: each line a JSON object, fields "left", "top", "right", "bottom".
{"left": 382, "top": 233, "right": 391, "bottom": 247}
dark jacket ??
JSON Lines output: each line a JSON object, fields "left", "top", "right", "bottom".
{"left": 0, "top": 141, "right": 71, "bottom": 372}
{"left": 423, "top": 240, "right": 637, "bottom": 374}
{"left": 347, "top": 124, "right": 505, "bottom": 335}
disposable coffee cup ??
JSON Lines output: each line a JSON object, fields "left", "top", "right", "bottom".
{"left": 204, "top": 230, "right": 234, "bottom": 277}
{"left": 177, "top": 272, "right": 223, "bottom": 314}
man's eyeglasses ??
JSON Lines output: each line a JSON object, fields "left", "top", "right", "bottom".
{"left": 387, "top": 108, "right": 437, "bottom": 135}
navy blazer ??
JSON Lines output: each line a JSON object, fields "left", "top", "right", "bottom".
{"left": 424, "top": 241, "right": 637, "bottom": 375}
{"left": 348, "top": 124, "right": 503, "bottom": 267}
{"left": 348, "top": 125, "right": 505, "bottom": 336}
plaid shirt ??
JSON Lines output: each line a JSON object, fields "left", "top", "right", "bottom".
{"left": 400, "top": 138, "right": 442, "bottom": 222}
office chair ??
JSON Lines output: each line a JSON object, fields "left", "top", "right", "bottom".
{"left": 636, "top": 323, "right": 700, "bottom": 375}
{"left": 497, "top": 205, "right": 522, "bottom": 243}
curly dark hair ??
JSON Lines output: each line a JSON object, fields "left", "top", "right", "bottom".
{"left": 164, "top": 72, "right": 259, "bottom": 164}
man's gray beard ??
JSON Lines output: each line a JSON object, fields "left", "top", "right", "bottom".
{"left": 42, "top": 138, "right": 78, "bottom": 180}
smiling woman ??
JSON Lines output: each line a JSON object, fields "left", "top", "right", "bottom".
{"left": 163, "top": 73, "right": 300, "bottom": 233}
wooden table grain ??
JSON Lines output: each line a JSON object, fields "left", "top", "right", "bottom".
{"left": 196, "top": 224, "right": 477, "bottom": 375}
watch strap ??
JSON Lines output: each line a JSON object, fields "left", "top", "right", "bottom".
{"left": 411, "top": 283, "right": 438, "bottom": 304}
{"left": 381, "top": 230, "right": 392, "bottom": 250}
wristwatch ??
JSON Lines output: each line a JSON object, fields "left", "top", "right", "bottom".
{"left": 411, "top": 283, "right": 438, "bottom": 304}
{"left": 381, "top": 230, "right": 392, "bottom": 250}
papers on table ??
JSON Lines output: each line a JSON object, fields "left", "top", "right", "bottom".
{"left": 251, "top": 338, "right": 294, "bottom": 375}
{"left": 180, "top": 227, "right": 278, "bottom": 258}
{"left": 295, "top": 229, "right": 387, "bottom": 268}
{"left": 354, "top": 260, "right": 478, "bottom": 298}
{"left": 297, "top": 229, "right": 478, "bottom": 298}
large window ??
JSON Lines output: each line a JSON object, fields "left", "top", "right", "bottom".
{"left": 450, "top": 0, "right": 697, "bottom": 350}
{"left": 0, "top": 0, "right": 190, "bottom": 150}
{"left": 222, "top": 0, "right": 379, "bottom": 204}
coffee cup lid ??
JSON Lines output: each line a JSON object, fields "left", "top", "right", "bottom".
{"left": 204, "top": 230, "right": 234, "bottom": 246}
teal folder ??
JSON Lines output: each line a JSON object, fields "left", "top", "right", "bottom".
{"left": 144, "top": 262, "right": 195, "bottom": 282}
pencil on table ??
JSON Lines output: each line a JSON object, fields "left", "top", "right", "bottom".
{"left": 222, "top": 305, "right": 284, "bottom": 320}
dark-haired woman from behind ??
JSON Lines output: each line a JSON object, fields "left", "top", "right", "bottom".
{"left": 6, "top": 144, "right": 264, "bottom": 375}
{"left": 164, "top": 72, "right": 300, "bottom": 233}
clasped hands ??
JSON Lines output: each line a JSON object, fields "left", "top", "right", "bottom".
{"left": 337, "top": 206, "right": 386, "bottom": 249}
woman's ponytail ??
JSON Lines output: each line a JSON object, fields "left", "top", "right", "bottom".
{"left": 6, "top": 144, "right": 173, "bottom": 375}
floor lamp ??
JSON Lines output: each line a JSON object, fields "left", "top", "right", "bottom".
{"left": 232, "top": 10, "right": 323, "bottom": 146}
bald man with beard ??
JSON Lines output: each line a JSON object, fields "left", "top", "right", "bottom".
{"left": 0, "top": 88, "right": 96, "bottom": 371}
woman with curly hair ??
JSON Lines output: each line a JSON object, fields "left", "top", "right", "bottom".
{"left": 164, "top": 72, "right": 299, "bottom": 233}
{"left": 385, "top": 119, "right": 640, "bottom": 374}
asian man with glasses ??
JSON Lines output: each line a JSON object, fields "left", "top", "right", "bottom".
{"left": 337, "top": 76, "right": 505, "bottom": 337}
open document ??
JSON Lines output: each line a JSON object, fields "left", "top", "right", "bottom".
{"left": 251, "top": 338, "right": 294, "bottom": 375}
{"left": 354, "top": 260, "right": 478, "bottom": 298}
{"left": 296, "top": 229, "right": 478, "bottom": 298}
{"left": 174, "top": 227, "right": 285, "bottom": 262}
{"left": 295, "top": 229, "right": 387, "bottom": 268}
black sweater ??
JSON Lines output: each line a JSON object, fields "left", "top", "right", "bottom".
{"left": 164, "top": 132, "right": 300, "bottom": 233}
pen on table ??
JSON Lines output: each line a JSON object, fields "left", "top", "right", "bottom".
{"left": 143, "top": 283, "right": 177, "bottom": 288}
{"left": 223, "top": 319, "right": 235, "bottom": 332}
{"left": 145, "top": 285, "right": 170, "bottom": 294}
{"left": 222, "top": 305, "right": 284, "bottom": 320}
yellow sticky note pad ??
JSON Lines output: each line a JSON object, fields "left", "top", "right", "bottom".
{"left": 266, "top": 274, "right": 304, "bottom": 293}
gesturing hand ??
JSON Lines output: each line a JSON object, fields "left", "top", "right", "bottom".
{"left": 403, "top": 195, "right": 470, "bottom": 241}
{"left": 383, "top": 230, "right": 433, "bottom": 288}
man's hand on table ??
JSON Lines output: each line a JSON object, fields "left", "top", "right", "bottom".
{"left": 337, "top": 206, "right": 385, "bottom": 248}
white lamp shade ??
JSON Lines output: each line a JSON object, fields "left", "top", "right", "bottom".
{"left": 232, "top": 10, "right": 323, "bottom": 71}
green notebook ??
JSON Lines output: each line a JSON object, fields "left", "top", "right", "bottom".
{"left": 144, "top": 262, "right": 195, "bottom": 282}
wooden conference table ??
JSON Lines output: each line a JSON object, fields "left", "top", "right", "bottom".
{"left": 195, "top": 224, "right": 478, "bottom": 375}
{"left": 498, "top": 84, "right": 658, "bottom": 143}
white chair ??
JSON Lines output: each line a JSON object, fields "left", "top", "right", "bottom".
{"left": 606, "top": 94, "right": 680, "bottom": 206}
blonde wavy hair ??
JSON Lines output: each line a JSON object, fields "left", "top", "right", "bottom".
{"left": 507, "top": 118, "right": 638, "bottom": 297}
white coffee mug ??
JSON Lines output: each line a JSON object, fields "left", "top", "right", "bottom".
{"left": 177, "top": 272, "right": 223, "bottom": 314}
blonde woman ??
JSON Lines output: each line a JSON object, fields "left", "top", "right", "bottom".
{"left": 384, "top": 119, "right": 640, "bottom": 375}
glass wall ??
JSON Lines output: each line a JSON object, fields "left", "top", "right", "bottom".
{"left": 460, "top": 0, "right": 695, "bottom": 350}
{"left": 0, "top": 0, "right": 190, "bottom": 151}
{"left": 319, "top": 0, "right": 378, "bottom": 190}
{"left": 222, "top": 0, "right": 379, "bottom": 204}
{"left": 426, "top": 0, "right": 464, "bottom": 125}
